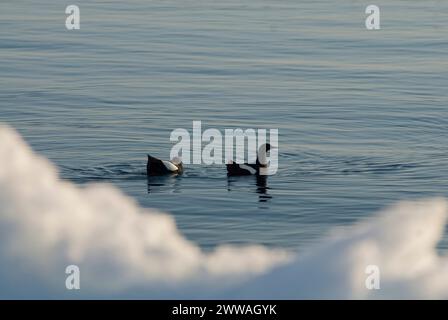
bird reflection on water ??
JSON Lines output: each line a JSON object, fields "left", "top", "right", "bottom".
{"left": 146, "top": 171, "right": 273, "bottom": 208}
{"left": 147, "top": 174, "right": 182, "bottom": 194}
{"left": 227, "top": 175, "right": 273, "bottom": 207}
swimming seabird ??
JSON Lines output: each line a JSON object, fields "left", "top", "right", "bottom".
{"left": 147, "top": 155, "right": 183, "bottom": 176}
{"left": 226, "top": 143, "right": 273, "bottom": 176}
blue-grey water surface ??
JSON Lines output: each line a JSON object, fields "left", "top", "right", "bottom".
{"left": 1, "top": 0, "right": 448, "bottom": 252}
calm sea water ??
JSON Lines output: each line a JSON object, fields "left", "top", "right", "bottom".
{"left": 1, "top": 0, "right": 447, "bottom": 252}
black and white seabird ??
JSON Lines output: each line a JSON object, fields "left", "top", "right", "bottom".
{"left": 147, "top": 155, "right": 183, "bottom": 176}
{"left": 226, "top": 143, "right": 273, "bottom": 176}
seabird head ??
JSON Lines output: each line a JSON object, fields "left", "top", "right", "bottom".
{"left": 257, "top": 143, "right": 274, "bottom": 167}
{"left": 265, "top": 143, "right": 272, "bottom": 152}
{"left": 171, "top": 157, "right": 182, "bottom": 165}
{"left": 258, "top": 143, "right": 273, "bottom": 154}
